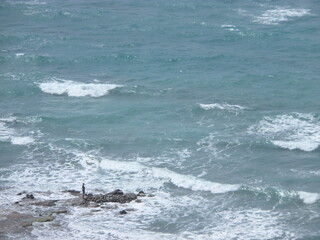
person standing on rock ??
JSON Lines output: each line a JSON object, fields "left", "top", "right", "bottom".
{"left": 82, "top": 183, "right": 85, "bottom": 199}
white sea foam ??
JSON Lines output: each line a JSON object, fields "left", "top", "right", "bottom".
{"left": 0, "top": 116, "right": 17, "bottom": 123}
{"left": 32, "top": 207, "right": 291, "bottom": 240}
{"left": 271, "top": 140, "right": 319, "bottom": 152}
{"left": 256, "top": 187, "right": 320, "bottom": 205}
{"left": 0, "top": 119, "right": 35, "bottom": 146}
{"left": 61, "top": 147, "right": 238, "bottom": 194}
{"left": 0, "top": 122, "right": 15, "bottom": 142}
{"left": 297, "top": 191, "right": 320, "bottom": 205}
{"left": 199, "top": 209, "right": 293, "bottom": 240}
{"left": 11, "top": 1, "right": 46, "bottom": 5}
{"left": 221, "top": 24, "right": 239, "bottom": 32}
{"left": 254, "top": 8, "right": 311, "bottom": 25}
{"left": 199, "top": 103, "right": 245, "bottom": 112}
{"left": 152, "top": 167, "right": 240, "bottom": 194}
{"left": 98, "top": 159, "right": 240, "bottom": 194}
{"left": 39, "top": 79, "right": 123, "bottom": 97}
{"left": 15, "top": 53, "right": 25, "bottom": 57}
{"left": 248, "top": 113, "right": 320, "bottom": 151}
{"left": 10, "top": 136, "right": 35, "bottom": 145}
{"left": 0, "top": 115, "right": 41, "bottom": 125}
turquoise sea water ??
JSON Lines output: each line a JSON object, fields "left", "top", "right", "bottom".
{"left": 1, "top": 0, "right": 320, "bottom": 239}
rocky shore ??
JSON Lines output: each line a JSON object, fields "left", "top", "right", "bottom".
{"left": 0, "top": 188, "right": 155, "bottom": 239}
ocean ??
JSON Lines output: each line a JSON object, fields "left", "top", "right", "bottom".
{"left": 0, "top": 0, "right": 319, "bottom": 239}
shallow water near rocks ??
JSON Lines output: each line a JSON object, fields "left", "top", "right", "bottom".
{"left": 0, "top": 0, "right": 320, "bottom": 239}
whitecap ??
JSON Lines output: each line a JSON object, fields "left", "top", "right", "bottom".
{"left": 199, "top": 103, "right": 245, "bottom": 112}
{"left": 297, "top": 191, "right": 320, "bottom": 204}
{"left": 271, "top": 140, "right": 319, "bottom": 152}
{"left": 38, "top": 79, "right": 123, "bottom": 97}
{"left": 152, "top": 168, "right": 240, "bottom": 194}
{"left": 221, "top": 24, "right": 239, "bottom": 32}
{"left": 254, "top": 8, "right": 311, "bottom": 25}
{"left": 15, "top": 53, "right": 25, "bottom": 57}
{"left": 0, "top": 116, "right": 17, "bottom": 123}
{"left": 12, "top": 1, "right": 47, "bottom": 5}
{"left": 10, "top": 136, "right": 34, "bottom": 145}
{"left": 248, "top": 113, "right": 320, "bottom": 151}
{"left": 0, "top": 119, "right": 35, "bottom": 146}
{"left": 0, "top": 122, "right": 15, "bottom": 142}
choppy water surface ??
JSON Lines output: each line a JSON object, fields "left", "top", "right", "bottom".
{"left": 1, "top": 0, "right": 320, "bottom": 239}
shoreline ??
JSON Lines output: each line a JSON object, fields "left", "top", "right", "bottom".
{"left": 0, "top": 188, "right": 155, "bottom": 239}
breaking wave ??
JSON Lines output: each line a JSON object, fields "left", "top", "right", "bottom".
{"left": 92, "top": 156, "right": 241, "bottom": 194}
{"left": 297, "top": 191, "right": 320, "bottom": 205}
{"left": 240, "top": 186, "right": 320, "bottom": 205}
{"left": 10, "top": 136, "right": 35, "bottom": 145}
{"left": 33, "top": 147, "right": 320, "bottom": 205}
{"left": 199, "top": 103, "right": 245, "bottom": 112}
{"left": 0, "top": 117, "right": 37, "bottom": 146}
{"left": 0, "top": 122, "right": 35, "bottom": 146}
{"left": 254, "top": 8, "right": 311, "bottom": 25}
{"left": 152, "top": 168, "right": 241, "bottom": 194}
{"left": 39, "top": 78, "right": 123, "bottom": 97}
{"left": 248, "top": 113, "right": 320, "bottom": 151}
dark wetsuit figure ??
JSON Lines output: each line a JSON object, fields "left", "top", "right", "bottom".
{"left": 82, "top": 183, "right": 85, "bottom": 199}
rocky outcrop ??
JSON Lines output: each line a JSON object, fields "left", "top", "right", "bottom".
{"left": 1, "top": 188, "right": 155, "bottom": 239}
{"left": 62, "top": 190, "right": 81, "bottom": 196}
{"left": 84, "top": 189, "right": 137, "bottom": 203}
{"left": 21, "top": 194, "right": 35, "bottom": 200}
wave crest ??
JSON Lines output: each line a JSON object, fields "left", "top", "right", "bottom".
{"left": 199, "top": 103, "right": 245, "bottom": 112}
{"left": 39, "top": 79, "right": 123, "bottom": 97}
{"left": 297, "top": 191, "right": 320, "bottom": 205}
{"left": 152, "top": 168, "right": 241, "bottom": 194}
{"left": 0, "top": 122, "right": 34, "bottom": 146}
{"left": 248, "top": 113, "right": 320, "bottom": 151}
{"left": 254, "top": 8, "right": 311, "bottom": 25}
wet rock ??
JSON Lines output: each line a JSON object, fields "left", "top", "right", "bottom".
{"left": 17, "top": 191, "right": 27, "bottom": 196}
{"left": 21, "top": 221, "right": 33, "bottom": 227}
{"left": 84, "top": 190, "right": 137, "bottom": 204}
{"left": 91, "top": 209, "right": 101, "bottom": 213}
{"left": 62, "top": 190, "right": 80, "bottom": 196}
{"left": 22, "top": 194, "right": 35, "bottom": 200}
{"left": 48, "top": 209, "right": 68, "bottom": 215}
{"left": 135, "top": 199, "right": 142, "bottom": 203}
{"left": 33, "top": 200, "right": 58, "bottom": 207}
{"left": 119, "top": 210, "right": 127, "bottom": 215}
{"left": 109, "top": 189, "right": 124, "bottom": 195}
{"left": 27, "top": 194, "right": 34, "bottom": 199}
{"left": 36, "top": 215, "right": 54, "bottom": 222}
{"left": 21, "top": 215, "right": 54, "bottom": 227}
{"left": 65, "top": 197, "right": 84, "bottom": 207}
{"left": 125, "top": 208, "right": 136, "bottom": 212}
{"left": 6, "top": 212, "right": 33, "bottom": 220}
{"left": 137, "top": 191, "right": 146, "bottom": 197}
{"left": 148, "top": 194, "right": 155, "bottom": 197}
{"left": 124, "top": 193, "right": 138, "bottom": 202}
